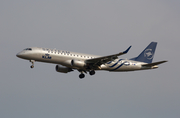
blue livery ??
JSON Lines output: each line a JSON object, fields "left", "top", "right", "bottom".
{"left": 130, "top": 42, "right": 157, "bottom": 63}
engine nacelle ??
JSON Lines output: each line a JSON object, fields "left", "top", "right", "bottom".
{"left": 71, "top": 60, "right": 86, "bottom": 69}
{"left": 55, "top": 65, "right": 73, "bottom": 73}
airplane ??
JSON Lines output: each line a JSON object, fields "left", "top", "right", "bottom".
{"left": 16, "top": 42, "right": 167, "bottom": 79}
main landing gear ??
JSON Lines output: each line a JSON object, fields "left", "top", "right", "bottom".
{"left": 89, "top": 70, "right": 95, "bottom": 75}
{"left": 78, "top": 70, "right": 96, "bottom": 79}
{"left": 79, "top": 73, "right": 85, "bottom": 79}
{"left": 30, "top": 60, "right": 35, "bottom": 68}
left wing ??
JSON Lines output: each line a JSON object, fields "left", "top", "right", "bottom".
{"left": 85, "top": 46, "right": 131, "bottom": 66}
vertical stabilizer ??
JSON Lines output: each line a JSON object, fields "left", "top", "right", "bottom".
{"left": 131, "top": 42, "right": 157, "bottom": 63}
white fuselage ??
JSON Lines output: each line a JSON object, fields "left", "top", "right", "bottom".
{"left": 17, "top": 47, "right": 155, "bottom": 72}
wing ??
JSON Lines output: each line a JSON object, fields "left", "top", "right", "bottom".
{"left": 85, "top": 46, "right": 132, "bottom": 67}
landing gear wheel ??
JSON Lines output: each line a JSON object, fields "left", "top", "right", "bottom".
{"left": 30, "top": 60, "right": 35, "bottom": 69}
{"left": 79, "top": 73, "right": 85, "bottom": 79}
{"left": 89, "top": 70, "right": 95, "bottom": 75}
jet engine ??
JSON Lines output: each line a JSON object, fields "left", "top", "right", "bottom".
{"left": 55, "top": 65, "right": 73, "bottom": 73}
{"left": 71, "top": 60, "right": 86, "bottom": 69}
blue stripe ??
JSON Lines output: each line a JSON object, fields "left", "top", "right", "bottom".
{"left": 110, "top": 63, "right": 124, "bottom": 71}
{"left": 107, "top": 61, "right": 112, "bottom": 64}
{"left": 109, "top": 59, "right": 123, "bottom": 67}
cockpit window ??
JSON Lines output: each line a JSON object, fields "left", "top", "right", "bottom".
{"left": 24, "top": 48, "right": 32, "bottom": 51}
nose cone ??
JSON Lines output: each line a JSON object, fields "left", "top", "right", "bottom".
{"left": 16, "top": 52, "right": 24, "bottom": 58}
{"left": 16, "top": 53, "right": 21, "bottom": 58}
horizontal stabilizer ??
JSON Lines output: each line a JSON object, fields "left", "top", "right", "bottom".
{"left": 142, "top": 61, "right": 168, "bottom": 67}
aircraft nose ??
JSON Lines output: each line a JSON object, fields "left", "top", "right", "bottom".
{"left": 16, "top": 52, "right": 24, "bottom": 58}
{"left": 16, "top": 53, "right": 21, "bottom": 57}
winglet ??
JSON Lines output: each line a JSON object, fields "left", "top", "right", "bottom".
{"left": 123, "top": 46, "right": 132, "bottom": 54}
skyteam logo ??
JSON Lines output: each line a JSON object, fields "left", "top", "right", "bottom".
{"left": 144, "top": 49, "right": 154, "bottom": 60}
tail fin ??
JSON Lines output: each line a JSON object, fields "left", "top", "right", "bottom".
{"left": 131, "top": 42, "right": 157, "bottom": 63}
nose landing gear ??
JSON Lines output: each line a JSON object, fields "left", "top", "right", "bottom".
{"left": 30, "top": 60, "right": 35, "bottom": 68}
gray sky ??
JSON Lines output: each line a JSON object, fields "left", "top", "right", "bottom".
{"left": 0, "top": 0, "right": 180, "bottom": 118}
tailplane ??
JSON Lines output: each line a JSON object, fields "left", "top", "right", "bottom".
{"left": 131, "top": 42, "right": 157, "bottom": 63}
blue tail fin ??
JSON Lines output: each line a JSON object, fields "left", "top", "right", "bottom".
{"left": 131, "top": 42, "right": 157, "bottom": 63}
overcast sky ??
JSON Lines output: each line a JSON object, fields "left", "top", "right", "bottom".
{"left": 0, "top": 0, "right": 180, "bottom": 118}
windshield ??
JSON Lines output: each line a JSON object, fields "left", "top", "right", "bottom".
{"left": 24, "top": 48, "right": 32, "bottom": 51}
